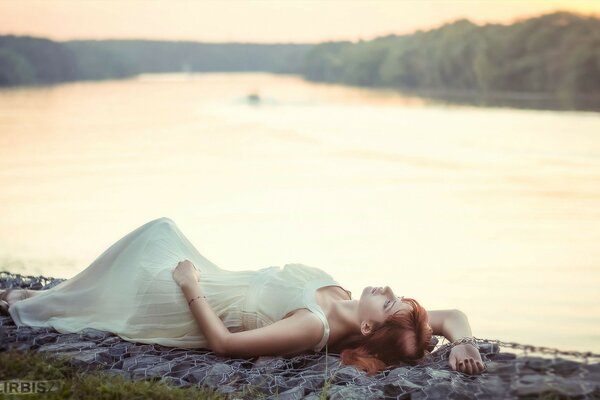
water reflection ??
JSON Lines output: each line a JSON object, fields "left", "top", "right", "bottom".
{"left": 398, "top": 87, "right": 600, "bottom": 113}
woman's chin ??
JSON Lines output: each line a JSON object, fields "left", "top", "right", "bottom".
{"left": 359, "top": 286, "right": 372, "bottom": 304}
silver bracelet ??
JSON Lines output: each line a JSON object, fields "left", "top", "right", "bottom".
{"left": 188, "top": 295, "right": 206, "bottom": 306}
{"left": 452, "top": 337, "right": 478, "bottom": 347}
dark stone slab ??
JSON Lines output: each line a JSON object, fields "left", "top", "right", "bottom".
{"left": 276, "top": 385, "right": 305, "bottom": 400}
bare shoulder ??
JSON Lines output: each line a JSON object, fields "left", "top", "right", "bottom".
{"left": 426, "top": 309, "right": 464, "bottom": 336}
{"left": 283, "top": 309, "right": 325, "bottom": 336}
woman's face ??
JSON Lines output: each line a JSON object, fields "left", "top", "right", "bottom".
{"left": 358, "top": 286, "right": 413, "bottom": 327}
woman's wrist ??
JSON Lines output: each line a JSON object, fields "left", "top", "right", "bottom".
{"left": 180, "top": 279, "right": 199, "bottom": 292}
{"left": 187, "top": 294, "right": 206, "bottom": 306}
{"left": 180, "top": 280, "right": 203, "bottom": 300}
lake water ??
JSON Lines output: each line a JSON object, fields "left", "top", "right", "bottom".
{"left": 1, "top": 72, "right": 599, "bottom": 353}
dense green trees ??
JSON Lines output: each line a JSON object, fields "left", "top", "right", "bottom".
{"left": 0, "top": 36, "right": 80, "bottom": 85}
{"left": 0, "top": 11, "right": 598, "bottom": 97}
{"left": 0, "top": 48, "right": 35, "bottom": 85}
{"left": 302, "top": 11, "right": 600, "bottom": 96}
{"left": 0, "top": 36, "right": 137, "bottom": 85}
{"left": 0, "top": 37, "right": 311, "bottom": 87}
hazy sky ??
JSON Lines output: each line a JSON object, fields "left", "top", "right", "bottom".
{"left": 1, "top": 0, "right": 599, "bottom": 44}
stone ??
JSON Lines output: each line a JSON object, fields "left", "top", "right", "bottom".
{"left": 484, "top": 360, "right": 518, "bottom": 376}
{"left": 145, "top": 361, "right": 174, "bottom": 379}
{"left": 202, "top": 363, "right": 234, "bottom": 387}
{"left": 99, "top": 336, "right": 123, "bottom": 346}
{"left": 169, "top": 361, "right": 198, "bottom": 380}
{"left": 184, "top": 366, "right": 208, "bottom": 384}
{"left": 70, "top": 349, "right": 109, "bottom": 365}
{"left": 78, "top": 327, "right": 111, "bottom": 341}
{"left": 294, "top": 373, "right": 327, "bottom": 391}
{"left": 424, "top": 366, "right": 455, "bottom": 379}
{"left": 122, "top": 355, "right": 166, "bottom": 371}
{"left": 552, "top": 358, "right": 583, "bottom": 377}
{"left": 254, "top": 355, "right": 287, "bottom": 368}
{"left": 38, "top": 341, "right": 96, "bottom": 353}
{"left": 514, "top": 374, "right": 555, "bottom": 396}
{"left": 552, "top": 376, "right": 597, "bottom": 397}
{"left": 328, "top": 384, "right": 383, "bottom": 399}
{"left": 275, "top": 385, "right": 305, "bottom": 400}
{"left": 310, "top": 355, "right": 340, "bottom": 373}
{"left": 32, "top": 333, "right": 59, "bottom": 346}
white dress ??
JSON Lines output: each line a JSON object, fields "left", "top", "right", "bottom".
{"left": 9, "top": 217, "right": 349, "bottom": 352}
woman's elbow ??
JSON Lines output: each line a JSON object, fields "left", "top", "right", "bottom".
{"left": 210, "top": 344, "right": 227, "bottom": 356}
{"left": 211, "top": 334, "right": 253, "bottom": 358}
{"left": 208, "top": 335, "right": 231, "bottom": 356}
{"left": 452, "top": 309, "right": 468, "bottom": 319}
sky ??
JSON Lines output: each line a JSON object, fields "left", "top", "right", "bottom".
{"left": 0, "top": 0, "right": 599, "bottom": 44}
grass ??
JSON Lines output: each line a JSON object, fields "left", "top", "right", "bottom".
{"left": 0, "top": 349, "right": 226, "bottom": 399}
{"left": 319, "top": 376, "right": 333, "bottom": 400}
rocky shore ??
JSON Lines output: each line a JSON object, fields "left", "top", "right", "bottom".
{"left": 1, "top": 271, "right": 599, "bottom": 399}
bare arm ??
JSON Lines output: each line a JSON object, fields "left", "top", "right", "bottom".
{"left": 426, "top": 309, "right": 473, "bottom": 342}
{"left": 427, "top": 309, "right": 485, "bottom": 374}
{"left": 180, "top": 282, "right": 230, "bottom": 352}
{"left": 181, "top": 279, "right": 323, "bottom": 357}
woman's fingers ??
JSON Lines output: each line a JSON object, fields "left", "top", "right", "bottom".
{"left": 467, "top": 359, "right": 485, "bottom": 374}
{"left": 464, "top": 359, "right": 472, "bottom": 374}
{"left": 450, "top": 351, "right": 487, "bottom": 375}
{"left": 449, "top": 358, "right": 457, "bottom": 371}
{"left": 465, "top": 360, "right": 473, "bottom": 374}
{"left": 470, "top": 359, "right": 479, "bottom": 374}
{"left": 476, "top": 361, "right": 486, "bottom": 373}
{"left": 454, "top": 357, "right": 486, "bottom": 375}
{"left": 460, "top": 359, "right": 475, "bottom": 374}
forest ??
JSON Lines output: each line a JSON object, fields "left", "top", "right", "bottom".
{"left": 302, "top": 11, "right": 600, "bottom": 96}
{"left": 1, "top": 11, "right": 598, "bottom": 97}
{"left": 0, "top": 37, "right": 310, "bottom": 85}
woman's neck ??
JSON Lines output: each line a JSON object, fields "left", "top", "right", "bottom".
{"left": 332, "top": 298, "right": 361, "bottom": 327}
{"left": 322, "top": 298, "right": 362, "bottom": 345}
{"left": 314, "top": 286, "right": 362, "bottom": 346}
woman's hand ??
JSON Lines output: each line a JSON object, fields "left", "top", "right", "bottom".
{"left": 172, "top": 259, "right": 200, "bottom": 288}
{"left": 448, "top": 343, "right": 486, "bottom": 375}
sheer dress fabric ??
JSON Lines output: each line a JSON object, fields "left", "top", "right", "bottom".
{"left": 9, "top": 217, "right": 346, "bottom": 352}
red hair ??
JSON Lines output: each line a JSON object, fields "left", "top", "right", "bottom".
{"left": 334, "top": 297, "right": 433, "bottom": 375}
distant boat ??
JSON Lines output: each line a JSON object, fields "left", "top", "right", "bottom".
{"left": 247, "top": 92, "right": 260, "bottom": 104}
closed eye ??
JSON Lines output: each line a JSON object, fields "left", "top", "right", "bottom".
{"left": 386, "top": 297, "right": 401, "bottom": 312}
{"left": 385, "top": 299, "right": 396, "bottom": 310}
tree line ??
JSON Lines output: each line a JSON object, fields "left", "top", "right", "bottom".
{"left": 302, "top": 11, "right": 600, "bottom": 96}
{"left": 0, "top": 37, "right": 311, "bottom": 85}
{"left": 1, "top": 11, "right": 598, "bottom": 97}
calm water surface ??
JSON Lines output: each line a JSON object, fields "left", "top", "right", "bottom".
{"left": 1, "top": 73, "right": 599, "bottom": 352}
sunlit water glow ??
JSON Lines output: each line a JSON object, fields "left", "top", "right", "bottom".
{"left": 1, "top": 73, "right": 599, "bottom": 352}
